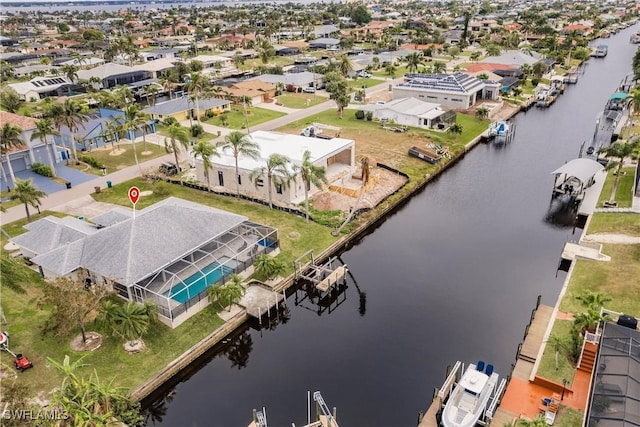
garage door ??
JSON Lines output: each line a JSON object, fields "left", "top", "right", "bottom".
{"left": 2, "top": 155, "right": 27, "bottom": 173}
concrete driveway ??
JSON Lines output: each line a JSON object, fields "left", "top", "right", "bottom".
{"left": 1, "top": 164, "right": 96, "bottom": 194}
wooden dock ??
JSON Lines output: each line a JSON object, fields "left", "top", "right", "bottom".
{"left": 519, "top": 304, "right": 553, "bottom": 363}
{"left": 316, "top": 265, "right": 348, "bottom": 292}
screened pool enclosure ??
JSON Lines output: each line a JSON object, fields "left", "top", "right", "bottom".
{"left": 123, "top": 221, "right": 278, "bottom": 323}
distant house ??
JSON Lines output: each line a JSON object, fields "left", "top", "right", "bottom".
{"left": 195, "top": 130, "right": 355, "bottom": 205}
{"left": 359, "top": 97, "right": 456, "bottom": 130}
{"left": 77, "top": 63, "right": 151, "bottom": 89}
{"left": 314, "top": 24, "right": 340, "bottom": 38}
{"left": 250, "top": 72, "right": 323, "bottom": 91}
{"left": 470, "top": 19, "right": 499, "bottom": 33}
{"left": 394, "top": 73, "right": 500, "bottom": 109}
{"left": 139, "top": 48, "right": 181, "bottom": 61}
{"left": 275, "top": 45, "right": 302, "bottom": 56}
{"left": 7, "top": 76, "right": 76, "bottom": 101}
{"left": 481, "top": 49, "right": 545, "bottom": 69}
{"left": 143, "top": 96, "right": 230, "bottom": 122}
{"left": 225, "top": 80, "right": 276, "bottom": 105}
{"left": 12, "top": 64, "right": 50, "bottom": 78}
{"left": 11, "top": 198, "right": 279, "bottom": 328}
{"left": 308, "top": 38, "right": 340, "bottom": 50}
{"left": 132, "top": 58, "right": 178, "bottom": 79}
{"left": 0, "top": 111, "right": 60, "bottom": 181}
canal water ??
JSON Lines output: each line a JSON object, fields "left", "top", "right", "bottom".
{"left": 143, "top": 26, "right": 638, "bottom": 427}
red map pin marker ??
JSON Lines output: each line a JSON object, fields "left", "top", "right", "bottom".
{"left": 128, "top": 186, "right": 140, "bottom": 205}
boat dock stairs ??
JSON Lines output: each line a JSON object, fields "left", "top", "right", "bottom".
{"left": 248, "top": 391, "right": 339, "bottom": 427}
{"left": 417, "top": 361, "right": 507, "bottom": 427}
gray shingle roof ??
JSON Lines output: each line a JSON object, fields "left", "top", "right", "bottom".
{"left": 12, "top": 216, "right": 98, "bottom": 256}
{"left": 143, "top": 96, "right": 230, "bottom": 116}
{"left": 30, "top": 198, "right": 247, "bottom": 284}
{"left": 91, "top": 207, "right": 132, "bottom": 227}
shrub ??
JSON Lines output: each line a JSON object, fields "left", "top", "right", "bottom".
{"left": 163, "top": 117, "right": 178, "bottom": 126}
{"left": 190, "top": 124, "right": 204, "bottom": 138}
{"left": 31, "top": 162, "right": 52, "bottom": 177}
{"left": 531, "top": 77, "right": 540, "bottom": 87}
{"left": 78, "top": 154, "right": 103, "bottom": 169}
{"left": 366, "top": 111, "right": 373, "bottom": 121}
{"left": 204, "top": 109, "right": 215, "bottom": 119}
{"left": 153, "top": 181, "right": 171, "bottom": 196}
{"left": 355, "top": 110, "right": 365, "bottom": 120}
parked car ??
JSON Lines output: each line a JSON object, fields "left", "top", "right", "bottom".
{"left": 302, "top": 87, "right": 316, "bottom": 93}
{"left": 159, "top": 162, "right": 180, "bottom": 175}
{"left": 358, "top": 71, "right": 372, "bottom": 78}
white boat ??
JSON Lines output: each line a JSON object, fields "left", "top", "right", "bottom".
{"left": 441, "top": 362, "right": 499, "bottom": 427}
{"left": 487, "top": 120, "right": 515, "bottom": 143}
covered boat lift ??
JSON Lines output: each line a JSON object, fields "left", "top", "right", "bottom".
{"left": 550, "top": 158, "right": 604, "bottom": 205}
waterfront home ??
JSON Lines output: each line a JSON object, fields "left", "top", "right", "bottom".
{"left": 0, "top": 111, "right": 61, "bottom": 180}
{"left": 358, "top": 97, "right": 456, "bottom": 130}
{"left": 7, "top": 76, "right": 76, "bottom": 101}
{"left": 77, "top": 63, "right": 151, "bottom": 89}
{"left": 194, "top": 130, "right": 355, "bottom": 205}
{"left": 143, "top": 96, "right": 230, "bottom": 122}
{"left": 394, "top": 73, "right": 501, "bottom": 110}
{"left": 132, "top": 58, "right": 179, "bottom": 79}
{"left": 481, "top": 49, "right": 546, "bottom": 69}
{"left": 11, "top": 197, "right": 279, "bottom": 328}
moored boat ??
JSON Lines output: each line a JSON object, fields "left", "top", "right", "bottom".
{"left": 441, "top": 362, "right": 499, "bottom": 427}
{"left": 487, "top": 120, "right": 515, "bottom": 144}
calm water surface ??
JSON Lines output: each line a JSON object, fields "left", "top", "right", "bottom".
{"left": 142, "top": 26, "right": 639, "bottom": 427}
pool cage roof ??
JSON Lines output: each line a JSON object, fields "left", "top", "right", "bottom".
{"left": 135, "top": 221, "right": 277, "bottom": 301}
{"left": 586, "top": 322, "right": 640, "bottom": 427}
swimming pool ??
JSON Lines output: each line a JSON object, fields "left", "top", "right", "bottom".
{"left": 166, "top": 262, "right": 234, "bottom": 304}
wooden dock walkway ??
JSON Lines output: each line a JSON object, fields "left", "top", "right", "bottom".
{"left": 519, "top": 304, "right": 553, "bottom": 363}
{"left": 316, "top": 265, "right": 348, "bottom": 292}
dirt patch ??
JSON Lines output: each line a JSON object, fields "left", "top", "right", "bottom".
{"left": 313, "top": 167, "right": 407, "bottom": 212}
{"left": 70, "top": 332, "right": 102, "bottom": 352}
{"left": 109, "top": 148, "right": 126, "bottom": 156}
{"left": 123, "top": 340, "right": 146, "bottom": 354}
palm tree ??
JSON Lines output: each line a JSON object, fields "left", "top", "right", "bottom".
{"left": 192, "top": 140, "right": 220, "bottom": 190}
{"left": 516, "top": 415, "right": 548, "bottom": 427}
{"left": 209, "top": 274, "right": 245, "bottom": 312}
{"left": 405, "top": 52, "right": 421, "bottom": 73}
{"left": 475, "top": 107, "right": 489, "bottom": 120}
{"left": 61, "top": 64, "right": 79, "bottom": 83}
{"left": 164, "top": 124, "right": 190, "bottom": 178}
{"left": 217, "top": 131, "right": 260, "bottom": 196}
{"left": 100, "top": 300, "right": 156, "bottom": 344}
{"left": 12, "top": 179, "right": 45, "bottom": 222}
{"left": 123, "top": 103, "right": 151, "bottom": 154}
{"left": 292, "top": 149, "right": 328, "bottom": 222}
{"left": 51, "top": 99, "right": 89, "bottom": 164}
{"left": 631, "top": 88, "right": 640, "bottom": 115}
{"left": 250, "top": 153, "right": 291, "bottom": 209}
{"left": 338, "top": 55, "right": 354, "bottom": 77}
{"left": 384, "top": 62, "right": 396, "bottom": 77}
{"left": 447, "top": 123, "right": 463, "bottom": 140}
{"left": 31, "top": 118, "right": 60, "bottom": 177}
{"left": 0, "top": 122, "right": 24, "bottom": 191}
{"left": 253, "top": 254, "right": 287, "bottom": 281}
{"left": 598, "top": 140, "right": 639, "bottom": 204}
{"left": 433, "top": 61, "right": 447, "bottom": 74}
{"left": 546, "top": 334, "right": 568, "bottom": 370}
{"left": 186, "top": 72, "right": 209, "bottom": 124}
{"left": 258, "top": 39, "right": 275, "bottom": 64}
{"left": 575, "top": 290, "right": 611, "bottom": 310}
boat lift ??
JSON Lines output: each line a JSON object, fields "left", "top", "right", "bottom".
{"left": 436, "top": 361, "right": 507, "bottom": 426}
{"left": 293, "top": 251, "right": 349, "bottom": 316}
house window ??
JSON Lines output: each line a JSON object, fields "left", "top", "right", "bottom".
{"left": 218, "top": 171, "right": 224, "bottom": 186}
{"left": 276, "top": 183, "right": 283, "bottom": 194}
{"left": 256, "top": 178, "right": 264, "bottom": 187}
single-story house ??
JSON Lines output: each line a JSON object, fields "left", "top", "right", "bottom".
{"left": 132, "top": 58, "right": 178, "bottom": 79}
{"left": 77, "top": 62, "right": 151, "bottom": 89}
{"left": 308, "top": 38, "right": 340, "bottom": 50}
{"left": 481, "top": 49, "right": 545, "bottom": 69}
{"left": 314, "top": 24, "right": 340, "bottom": 38}
{"left": 12, "top": 64, "right": 50, "bottom": 78}
{"left": 358, "top": 97, "right": 457, "bottom": 130}
{"left": 225, "top": 80, "right": 276, "bottom": 105}
{"left": 275, "top": 45, "right": 302, "bottom": 56}
{"left": 0, "top": 111, "right": 61, "bottom": 187}
{"left": 139, "top": 48, "right": 181, "bottom": 61}
{"left": 11, "top": 198, "right": 279, "bottom": 328}
{"left": 56, "top": 57, "right": 105, "bottom": 68}
{"left": 195, "top": 130, "right": 355, "bottom": 205}
{"left": 188, "top": 55, "right": 234, "bottom": 76}
{"left": 143, "top": 96, "right": 230, "bottom": 122}
{"left": 250, "top": 72, "right": 323, "bottom": 90}
{"left": 394, "top": 73, "right": 500, "bottom": 110}
{"left": 7, "top": 76, "right": 76, "bottom": 101}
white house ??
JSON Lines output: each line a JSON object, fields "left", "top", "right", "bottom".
{"left": 195, "top": 130, "right": 355, "bottom": 206}
{"left": 8, "top": 76, "right": 74, "bottom": 101}
{"left": 358, "top": 97, "right": 457, "bottom": 130}
{"left": 393, "top": 73, "right": 501, "bottom": 110}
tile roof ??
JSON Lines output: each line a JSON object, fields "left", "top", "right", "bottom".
{"left": 0, "top": 111, "right": 36, "bottom": 131}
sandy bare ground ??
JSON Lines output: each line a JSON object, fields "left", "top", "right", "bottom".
{"left": 582, "top": 233, "right": 640, "bottom": 244}
{"left": 313, "top": 167, "right": 408, "bottom": 212}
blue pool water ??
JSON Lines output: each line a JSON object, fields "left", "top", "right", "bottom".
{"left": 167, "top": 262, "right": 234, "bottom": 304}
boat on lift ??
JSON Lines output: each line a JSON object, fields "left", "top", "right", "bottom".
{"left": 441, "top": 361, "right": 499, "bottom": 427}
{"left": 487, "top": 120, "right": 515, "bottom": 144}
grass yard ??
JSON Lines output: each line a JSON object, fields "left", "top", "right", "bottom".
{"left": 536, "top": 319, "right": 576, "bottom": 387}
{"left": 597, "top": 166, "right": 636, "bottom": 208}
{"left": 348, "top": 77, "right": 386, "bottom": 89}
{"left": 276, "top": 93, "right": 326, "bottom": 109}
{"left": 276, "top": 109, "right": 487, "bottom": 182}
{"left": 559, "top": 244, "right": 640, "bottom": 316}
{"left": 553, "top": 407, "right": 584, "bottom": 427}
{"left": 205, "top": 106, "right": 285, "bottom": 129}
{"left": 587, "top": 212, "right": 640, "bottom": 236}
{"left": 0, "top": 190, "right": 21, "bottom": 209}
{"left": 74, "top": 143, "right": 167, "bottom": 175}
{"left": 0, "top": 266, "right": 226, "bottom": 396}
{"left": 92, "top": 178, "right": 339, "bottom": 274}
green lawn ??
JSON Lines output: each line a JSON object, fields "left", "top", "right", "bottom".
{"left": 205, "top": 106, "right": 285, "bottom": 129}
{"left": 348, "top": 77, "right": 386, "bottom": 89}
{"left": 554, "top": 407, "right": 584, "bottom": 427}
{"left": 74, "top": 143, "right": 167, "bottom": 174}
{"left": 372, "top": 65, "right": 410, "bottom": 78}
{"left": 559, "top": 244, "right": 640, "bottom": 316}
{"left": 276, "top": 93, "right": 326, "bottom": 109}
{"left": 597, "top": 166, "right": 636, "bottom": 208}
{"left": 92, "top": 178, "right": 340, "bottom": 274}
{"left": 587, "top": 212, "right": 640, "bottom": 236}
{"left": 0, "top": 190, "right": 21, "bottom": 209}
{"left": 536, "top": 319, "right": 576, "bottom": 387}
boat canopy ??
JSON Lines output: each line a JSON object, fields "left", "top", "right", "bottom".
{"left": 551, "top": 158, "right": 604, "bottom": 183}
{"left": 459, "top": 370, "right": 489, "bottom": 395}
{"left": 610, "top": 92, "right": 629, "bottom": 100}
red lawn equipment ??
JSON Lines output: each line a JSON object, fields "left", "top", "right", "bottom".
{"left": 0, "top": 331, "right": 33, "bottom": 372}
